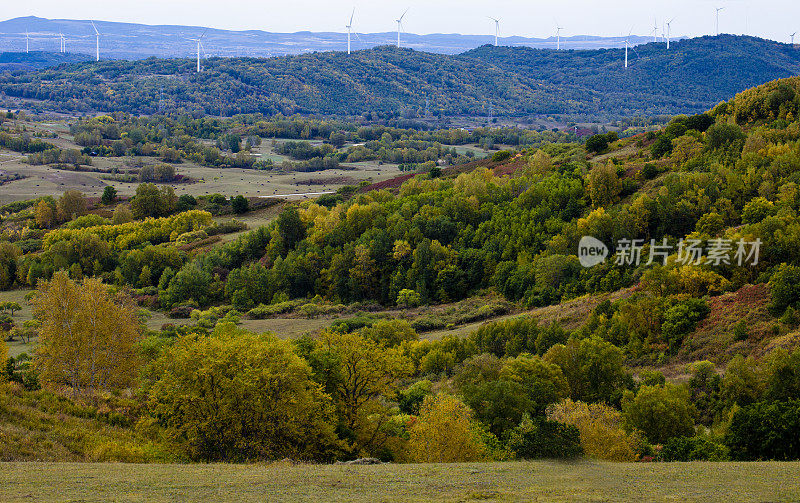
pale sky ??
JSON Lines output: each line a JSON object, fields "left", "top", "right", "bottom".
{"left": 3, "top": 0, "right": 798, "bottom": 42}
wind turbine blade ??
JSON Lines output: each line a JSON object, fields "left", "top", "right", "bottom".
{"left": 350, "top": 8, "right": 355, "bottom": 26}
{"left": 199, "top": 29, "right": 208, "bottom": 40}
{"left": 399, "top": 8, "right": 409, "bottom": 22}
{"left": 90, "top": 20, "right": 99, "bottom": 35}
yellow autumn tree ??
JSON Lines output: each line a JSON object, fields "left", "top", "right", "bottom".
{"left": 547, "top": 398, "right": 642, "bottom": 461}
{"left": 407, "top": 393, "right": 489, "bottom": 463}
{"left": 34, "top": 199, "right": 56, "bottom": 229}
{"left": 587, "top": 161, "right": 622, "bottom": 209}
{"left": 33, "top": 271, "right": 141, "bottom": 392}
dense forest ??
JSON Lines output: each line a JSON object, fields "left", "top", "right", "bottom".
{"left": 1, "top": 35, "right": 799, "bottom": 120}
{"left": 2, "top": 76, "right": 800, "bottom": 464}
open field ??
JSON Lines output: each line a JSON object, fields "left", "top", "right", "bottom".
{"left": 0, "top": 151, "right": 401, "bottom": 204}
{"left": 1, "top": 460, "right": 798, "bottom": 502}
{"left": 0, "top": 121, "right": 403, "bottom": 204}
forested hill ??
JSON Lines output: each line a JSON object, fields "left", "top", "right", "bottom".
{"left": 463, "top": 35, "right": 800, "bottom": 112}
{"left": 0, "top": 51, "right": 89, "bottom": 71}
{"left": 1, "top": 35, "right": 799, "bottom": 120}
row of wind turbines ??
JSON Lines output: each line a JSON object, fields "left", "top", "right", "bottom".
{"left": 12, "top": 6, "right": 800, "bottom": 73}
{"left": 18, "top": 21, "right": 101, "bottom": 61}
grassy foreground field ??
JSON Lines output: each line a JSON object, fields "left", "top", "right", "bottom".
{"left": 1, "top": 461, "right": 799, "bottom": 502}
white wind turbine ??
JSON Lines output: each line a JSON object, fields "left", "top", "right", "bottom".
{"left": 624, "top": 27, "right": 633, "bottom": 68}
{"left": 555, "top": 24, "right": 564, "bottom": 50}
{"left": 60, "top": 32, "right": 65, "bottom": 53}
{"left": 488, "top": 16, "right": 500, "bottom": 46}
{"left": 652, "top": 18, "right": 658, "bottom": 43}
{"left": 346, "top": 8, "right": 355, "bottom": 55}
{"left": 791, "top": 32, "right": 797, "bottom": 45}
{"left": 187, "top": 30, "right": 207, "bottom": 73}
{"left": 25, "top": 30, "right": 30, "bottom": 53}
{"left": 90, "top": 21, "right": 100, "bottom": 61}
{"left": 715, "top": 7, "right": 724, "bottom": 36}
{"left": 666, "top": 18, "right": 674, "bottom": 49}
{"left": 395, "top": 8, "right": 409, "bottom": 48}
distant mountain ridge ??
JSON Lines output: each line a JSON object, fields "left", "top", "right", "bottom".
{"left": 0, "top": 16, "right": 672, "bottom": 59}
{"left": 0, "top": 35, "right": 798, "bottom": 121}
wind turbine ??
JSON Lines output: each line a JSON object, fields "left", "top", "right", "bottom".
{"left": 395, "top": 8, "right": 409, "bottom": 48}
{"left": 346, "top": 8, "right": 355, "bottom": 55}
{"left": 652, "top": 18, "right": 658, "bottom": 43}
{"left": 90, "top": 21, "right": 100, "bottom": 61}
{"left": 792, "top": 32, "right": 797, "bottom": 45}
{"left": 187, "top": 30, "right": 207, "bottom": 73}
{"left": 488, "top": 16, "right": 500, "bottom": 47}
{"left": 624, "top": 27, "right": 633, "bottom": 69}
{"left": 59, "top": 32, "right": 65, "bottom": 53}
{"left": 25, "top": 30, "right": 30, "bottom": 53}
{"left": 715, "top": 7, "right": 724, "bottom": 36}
{"left": 555, "top": 24, "right": 564, "bottom": 50}
{"left": 666, "top": 18, "right": 674, "bottom": 49}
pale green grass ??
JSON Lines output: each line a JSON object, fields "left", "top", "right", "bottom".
{"left": 0, "top": 460, "right": 798, "bottom": 503}
{"left": 145, "top": 312, "right": 331, "bottom": 338}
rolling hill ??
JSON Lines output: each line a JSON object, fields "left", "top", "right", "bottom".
{"left": 0, "top": 35, "right": 798, "bottom": 121}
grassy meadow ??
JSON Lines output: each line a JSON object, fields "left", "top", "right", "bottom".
{"left": 0, "top": 120, "right": 406, "bottom": 205}
{"left": 1, "top": 460, "right": 799, "bottom": 502}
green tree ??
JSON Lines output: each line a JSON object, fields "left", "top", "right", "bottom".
{"left": 131, "top": 183, "right": 162, "bottom": 219}
{"left": 396, "top": 288, "right": 420, "bottom": 307}
{"left": 56, "top": 190, "right": 87, "bottom": 222}
{"left": 587, "top": 161, "right": 622, "bottom": 208}
{"left": 101, "top": 185, "right": 117, "bottom": 205}
{"left": 622, "top": 384, "right": 696, "bottom": 444}
{"left": 725, "top": 400, "right": 800, "bottom": 461}
{"left": 112, "top": 205, "right": 134, "bottom": 224}
{"left": 145, "top": 323, "right": 342, "bottom": 461}
{"left": 277, "top": 206, "right": 306, "bottom": 253}
{"left": 585, "top": 134, "right": 609, "bottom": 154}
{"left": 544, "top": 336, "right": 629, "bottom": 405}
{"left": 0, "top": 242, "right": 21, "bottom": 290}
{"left": 769, "top": 264, "right": 800, "bottom": 315}
{"left": 231, "top": 195, "right": 249, "bottom": 214}
{"left": 361, "top": 319, "right": 417, "bottom": 347}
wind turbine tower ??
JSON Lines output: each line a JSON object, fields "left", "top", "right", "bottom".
{"left": 90, "top": 21, "right": 100, "bottom": 61}
{"left": 60, "top": 32, "right": 65, "bottom": 53}
{"left": 666, "top": 19, "right": 674, "bottom": 49}
{"left": 715, "top": 7, "right": 724, "bottom": 36}
{"left": 624, "top": 28, "right": 633, "bottom": 69}
{"left": 25, "top": 30, "right": 29, "bottom": 53}
{"left": 396, "top": 8, "right": 409, "bottom": 48}
{"left": 188, "top": 31, "right": 207, "bottom": 73}
{"left": 346, "top": 8, "right": 355, "bottom": 55}
{"left": 488, "top": 17, "right": 500, "bottom": 46}
{"left": 653, "top": 19, "right": 658, "bottom": 43}
{"left": 792, "top": 32, "right": 797, "bottom": 46}
{"left": 556, "top": 25, "right": 563, "bottom": 50}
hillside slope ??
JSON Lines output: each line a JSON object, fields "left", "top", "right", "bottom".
{"left": 1, "top": 35, "right": 799, "bottom": 120}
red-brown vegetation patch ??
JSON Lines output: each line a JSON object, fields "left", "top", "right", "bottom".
{"left": 682, "top": 283, "right": 789, "bottom": 363}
